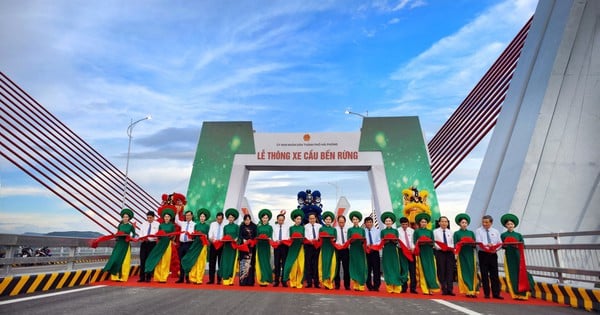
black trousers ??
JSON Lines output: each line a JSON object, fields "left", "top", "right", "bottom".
{"left": 139, "top": 241, "right": 156, "bottom": 280}
{"left": 478, "top": 251, "right": 501, "bottom": 297}
{"left": 435, "top": 250, "right": 456, "bottom": 293}
{"left": 303, "top": 244, "right": 320, "bottom": 286}
{"left": 208, "top": 244, "right": 223, "bottom": 283}
{"left": 402, "top": 254, "right": 417, "bottom": 292}
{"left": 273, "top": 245, "right": 288, "bottom": 283}
{"left": 334, "top": 248, "right": 350, "bottom": 289}
{"left": 178, "top": 241, "right": 193, "bottom": 280}
{"left": 366, "top": 251, "right": 381, "bottom": 290}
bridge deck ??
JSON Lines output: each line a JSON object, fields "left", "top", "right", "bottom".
{"left": 0, "top": 276, "right": 587, "bottom": 315}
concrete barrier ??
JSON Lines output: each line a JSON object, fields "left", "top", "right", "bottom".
{"left": 500, "top": 276, "right": 600, "bottom": 312}
{"left": 0, "top": 266, "right": 140, "bottom": 297}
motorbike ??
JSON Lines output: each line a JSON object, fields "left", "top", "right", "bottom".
{"left": 18, "top": 246, "right": 34, "bottom": 258}
{"left": 15, "top": 246, "right": 34, "bottom": 266}
{"left": 35, "top": 246, "right": 52, "bottom": 257}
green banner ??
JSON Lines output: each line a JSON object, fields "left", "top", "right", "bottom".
{"left": 358, "top": 117, "right": 440, "bottom": 222}
{"left": 186, "top": 121, "right": 255, "bottom": 221}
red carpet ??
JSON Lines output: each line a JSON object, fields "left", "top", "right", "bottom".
{"left": 96, "top": 276, "right": 566, "bottom": 308}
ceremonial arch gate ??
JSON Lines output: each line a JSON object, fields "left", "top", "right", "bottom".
{"left": 185, "top": 117, "right": 441, "bottom": 222}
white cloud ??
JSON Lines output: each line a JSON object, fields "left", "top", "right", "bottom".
{"left": 388, "top": 18, "right": 400, "bottom": 24}
{"left": 0, "top": 186, "right": 53, "bottom": 197}
{"left": 392, "top": 0, "right": 411, "bottom": 11}
{"left": 0, "top": 0, "right": 538, "bottom": 234}
{"left": 389, "top": 0, "right": 537, "bottom": 119}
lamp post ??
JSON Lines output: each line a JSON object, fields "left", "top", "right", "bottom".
{"left": 122, "top": 115, "right": 151, "bottom": 208}
{"left": 344, "top": 109, "right": 368, "bottom": 118}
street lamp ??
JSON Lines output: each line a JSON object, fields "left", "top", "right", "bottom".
{"left": 344, "top": 109, "right": 368, "bottom": 118}
{"left": 122, "top": 115, "right": 151, "bottom": 208}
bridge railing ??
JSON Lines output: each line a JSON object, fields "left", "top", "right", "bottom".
{"left": 2, "top": 231, "right": 599, "bottom": 287}
{"left": 497, "top": 230, "right": 600, "bottom": 288}
{"left": 0, "top": 233, "right": 139, "bottom": 276}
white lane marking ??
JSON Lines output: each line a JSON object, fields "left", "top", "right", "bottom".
{"left": 432, "top": 299, "right": 483, "bottom": 315}
{"left": 0, "top": 285, "right": 107, "bottom": 305}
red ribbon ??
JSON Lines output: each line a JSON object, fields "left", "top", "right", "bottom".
{"left": 91, "top": 229, "right": 192, "bottom": 248}
{"left": 212, "top": 235, "right": 235, "bottom": 251}
{"left": 454, "top": 237, "right": 480, "bottom": 254}
{"left": 89, "top": 231, "right": 133, "bottom": 248}
{"left": 277, "top": 232, "right": 305, "bottom": 247}
{"left": 479, "top": 242, "right": 503, "bottom": 254}
{"left": 245, "top": 234, "right": 274, "bottom": 248}
{"left": 434, "top": 241, "right": 455, "bottom": 252}
{"left": 135, "top": 230, "right": 182, "bottom": 242}
{"left": 345, "top": 233, "right": 369, "bottom": 253}
{"left": 186, "top": 232, "right": 209, "bottom": 246}
{"left": 397, "top": 238, "right": 414, "bottom": 262}
{"left": 414, "top": 235, "right": 434, "bottom": 257}
{"left": 503, "top": 237, "right": 531, "bottom": 292}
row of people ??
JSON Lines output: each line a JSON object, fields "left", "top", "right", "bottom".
{"left": 101, "top": 207, "right": 532, "bottom": 300}
{"left": 414, "top": 212, "right": 533, "bottom": 300}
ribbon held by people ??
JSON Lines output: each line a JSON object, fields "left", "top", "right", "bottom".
{"left": 245, "top": 233, "right": 280, "bottom": 250}
{"left": 186, "top": 231, "right": 209, "bottom": 246}
{"left": 135, "top": 230, "right": 182, "bottom": 242}
{"left": 348, "top": 233, "right": 369, "bottom": 253}
{"left": 413, "top": 235, "right": 434, "bottom": 256}
{"left": 212, "top": 234, "right": 236, "bottom": 251}
{"left": 367, "top": 234, "right": 414, "bottom": 261}
{"left": 434, "top": 240, "right": 454, "bottom": 252}
{"left": 502, "top": 237, "right": 531, "bottom": 292}
{"left": 454, "top": 237, "right": 480, "bottom": 254}
{"left": 89, "top": 231, "right": 133, "bottom": 248}
{"left": 90, "top": 229, "right": 189, "bottom": 248}
{"left": 310, "top": 230, "right": 337, "bottom": 249}
{"left": 366, "top": 234, "right": 390, "bottom": 253}
{"left": 480, "top": 242, "right": 503, "bottom": 254}
{"left": 275, "top": 231, "right": 306, "bottom": 248}
{"left": 397, "top": 238, "right": 414, "bottom": 262}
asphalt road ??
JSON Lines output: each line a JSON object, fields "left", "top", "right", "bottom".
{"left": 0, "top": 285, "right": 589, "bottom": 315}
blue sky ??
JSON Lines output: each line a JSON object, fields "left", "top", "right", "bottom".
{"left": 0, "top": 0, "right": 537, "bottom": 233}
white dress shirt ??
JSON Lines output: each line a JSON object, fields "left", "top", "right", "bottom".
{"left": 175, "top": 214, "right": 196, "bottom": 242}
{"left": 271, "top": 222, "right": 290, "bottom": 241}
{"left": 475, "top": 226, "right": 502, "bottom": 252}
{"left": 139, "top": 220, "right": 160, "bottom": 242}
{"left": 364, "top": 227, "right": 381, "bottom": 246}
{"left": 433, "top": 227, "right": 454, "bottom": 249}
{"left": 304, "top": 223, "right": 322, "bottom": 241}
{"left": 336, "top": 225, "right": 349, "bottom": 246}
{"left": 208, "top": 221, "right": 225, "bottom": 242}
{"left": 398, "top": 226, "right": 415, "bottom": 251}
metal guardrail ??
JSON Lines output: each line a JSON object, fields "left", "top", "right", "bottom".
{"left": 497, "top": 230, "right": 600, "bottom": 288}
{"left": 0, "top": 233, "right": 139, "bottom": 276}
{"left": 1, "top": 231, "right": 598, "bottom": 288}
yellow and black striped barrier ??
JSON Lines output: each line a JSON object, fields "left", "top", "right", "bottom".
{"left": 2, "top": 267, "right": 598, "bottom": 311}
{"left": 0, "top": 266, "right": 140, "bottom": 297}
{"left": 500, "top": 276, "right": 600, "bottom": 312}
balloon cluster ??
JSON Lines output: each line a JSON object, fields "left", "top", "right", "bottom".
{"left": 297, "top": 189, "right": 323, "bottom": 224}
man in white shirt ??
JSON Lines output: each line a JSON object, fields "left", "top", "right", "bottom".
{"left": 207, "top": 212, "right": 225, "bottom": 284}
{"left": 304, "top": 212, "right": 322, "bottom": 288}
{"left": 398, "top": 216, "right": 417, "bottom": 293}
{"left": 334, "top": 215, "right": 350, "bottom": 290}
{"left": 475, "top": 214, "right": 503, "bottom": 299}
{"left": 364, "top": 216, "right": 381, "bottom": 291}
{"left": 175, "top": 209, "right": 196, "bottom": 283}
{"left": 433, "top": 216, "right": 456, "bottom": 295}
{"left": 272, "top": 213, "right": 289, "bottom": 287}
{"left": 138, "top": 210, "right": 160, "bottom": 282}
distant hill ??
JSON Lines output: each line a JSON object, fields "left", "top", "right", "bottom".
{"left": 24, "top": 231, "right": 104, "bottom": 238}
